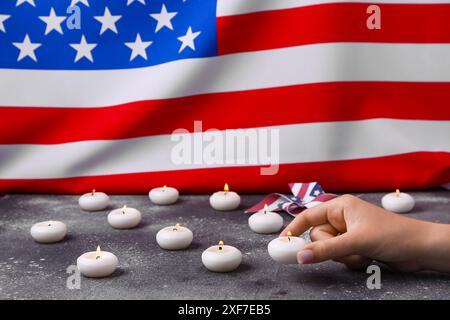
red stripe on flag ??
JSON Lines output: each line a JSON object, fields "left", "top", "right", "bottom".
{"left": 1, "top": 82, "right": 450, "bottom": 144}
{"left": 217, "top": 3, "right": 450, "bottom": 55}
{"left": 298, "top": 183, "right": 310, "bottom": 199}
{"left": 0, "top": 152, "right": 448, "bottom": 194}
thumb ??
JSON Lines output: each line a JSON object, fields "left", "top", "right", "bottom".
{"left": 297, "top": 233, "right": 357, "bottom": 264}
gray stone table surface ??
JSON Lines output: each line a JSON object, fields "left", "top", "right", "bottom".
{"left": 0, "top": 191, "right": 449, "bottom": 300}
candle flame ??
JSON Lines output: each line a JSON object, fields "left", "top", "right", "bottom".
{"left": 175, "top": 223, "right": 180, "bottom": 229}
{"left": 224, "top": 183, "right": 229, "bottom": 192}
{"left": 163, "top": 185, "right": 167, "bottom": 190}
{"left": 263, "top": 204, "right": 268, "bottom": 212}
{"left": 95, "top": 245, "right": 101, "bottom": 259}
{"left": 92, "top": 189, "right": 96, "bottom": 195}
{"left": 218, "top": 240, "right": 224, "bottom": 246}
{"left": 287, "top": 231, "right": 292, "bottom": 237}
{"left": 396, "top": 189, "right": 400, "bottom": 196}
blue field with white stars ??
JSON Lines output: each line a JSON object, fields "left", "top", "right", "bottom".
{"left": 0, "top": 0, "right": 217, "bottom": 70}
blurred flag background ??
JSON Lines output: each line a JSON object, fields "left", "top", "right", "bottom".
{"left": 0, "top": 0, "right": 449, "bottom": 194}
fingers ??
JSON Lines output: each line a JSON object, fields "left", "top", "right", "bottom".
{"left": 309, "top": 224, "right": 338, "bottom": 241}
{"left": 280, "top": 202, "right": 333, "bottom": 237}
{"left": 337, "top": 255, "right": 372, "bottom": 269}
{"left": 309, "top": 225, "right": 371, "bottom": 268}
{"left": 281, "top": 195, "right": 361, "bottom": 237}
{"left": 297, "top": 232, "right": 357, "bottom": 264}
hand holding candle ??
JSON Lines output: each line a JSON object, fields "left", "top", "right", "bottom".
{"left": 209, "top": 183, "right": 241, "bottom": 211}
{"left": 202, "top": 240, "right": 242, "bottom": 272}
{"left": 268, "top": 231, "right": 306, "bottom": 264}
{"left": 78, "top": 189, "right": 110, "bottom": 211}
{"left": 382, "top": 189, "right": 415, "bottom": 213}
{"left": 248, "top": 204, "right": 284, "bottom": 234}
{"left": 156, "top": 223, "right": 193, "bottom": 250}
{"left": 107, "top": 205, "right": 142, "bottom": 229}
{"left": 149, "top": 185, "right": 179, "bottom": 205}
{"left": 77, "top": 245, "right": 118, "bottom": 278}
{"left": 30, "top": 220, "right": 67, "bottom": 243}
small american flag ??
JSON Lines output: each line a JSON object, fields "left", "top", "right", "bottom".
{"left": 0, "top": 0, "right": 449, "bottom": 194}
{"left": 246, "top": 182, "right": 338, "bottom": 216}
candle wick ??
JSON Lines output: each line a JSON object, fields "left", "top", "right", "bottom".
{"left": 219, "top": 246, "right": 222, "bottom": 250}
{"left": 96, "top": 256, "right": 100, "bottom": 260}
{"left": 48, "top": 224, "right": 51, "bottom": 227}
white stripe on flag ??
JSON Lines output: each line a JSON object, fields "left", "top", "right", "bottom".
{"left": 305, "top": 183, "right": 316, "bottom": 200}
{"left": 217, "top": 0, "right": 450, "bottom": 17}
{"left": 291, "top": 183, "right": 302, "bottom": 197}
{"left": 2, "top": 43, "right": 450, "bottom": 108}
{"left": 0, "top": 119, "right": 448, "bottom": 179}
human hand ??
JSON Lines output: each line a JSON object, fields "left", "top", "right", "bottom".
{"left": 281, "top": 195, "right": 450, "bottom": 273}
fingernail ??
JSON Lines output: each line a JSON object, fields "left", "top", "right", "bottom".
{"left": 297, "top": 250, "right": 314, "bottom": 264}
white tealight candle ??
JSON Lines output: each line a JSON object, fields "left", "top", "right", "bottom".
{"left": 78, "top": 189, "right": 110, "bottom": 211}
{"left": 107, "top": 205, "right": 142, "bottom": 229}
{"left": 382, "top": 189, "right": 415, "bottom": 213}
{"left": 149, "top": 185, "right": 179, "bottom": 205}
{"left": 30, "top": 220, "right": 67, "bottom": 243}
{"left": 77, "top": 245, "right": 118, "bottom": 278}
{"left": 201, "top": 241, "right": 242, "bottom": 272}
{"left": 248, "top": 204, "right": 284, "bottom": 234}
{"left": 209, "top": 183, "right": 241, "bottom": 211}
{"left": 268, "top": 231, "right": 307, "bottom": 264}
{"left": 156, "top": 223, "right": 194, "bottom": 250}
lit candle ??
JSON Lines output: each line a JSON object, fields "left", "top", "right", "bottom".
{"left": 268, "top": 231, "right": 306, "bottom": 264}
{"left": 30, "top": 220, "right": 67, "bottom": 243}
{"left": 149, "top": 185, "right": 179, "bottom": 205}
{"left": 78, "top": 189, "right": 110, "bottom": 211}
{"left": 156, "top": 223, "right": 194, "bottom": 250}
{"left": 107, "top": 205, "right": 142, "bottom": 229}
{"left": 201, "top": 240, "right": 242, "bottom": 272}
{"left": 209, "top": 183, "right": 241, "bottom": 211}
{"left": 248, "top": 204, "right": 284, "bottom": 234}
{"left": 381, "top": 189, "right": 415, "bottom": 213}
{"left": 77, "top": 245, "right": 118, "bottom": 278}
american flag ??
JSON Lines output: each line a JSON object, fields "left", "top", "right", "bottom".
{"left": 245, "top": 182, "right": 338, "bottom": 216}
{"left": 0, "top": 0, "right": 449, "bottom": 194}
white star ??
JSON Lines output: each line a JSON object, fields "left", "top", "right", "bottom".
{"left": 70, "top": 35, "right": 97, "bottom": 63}
{"left": 0, "top": 15, "right": 10, "bottom": 33}
{"left": 313, "top": 190, "right": 321, "bottom": 196}
{"left": 13, "top": 34, "right": 41, "bottom": 62}
{"left": 150, "top": 4, "right": 177, "bottom": 33}
{"left": 39, "top": 8, "right": 66, "bottom": 35}
{"left": 177, "top": 26, "right": 201, "bottom": 53}
{"left": 16, "top": 0, "right": 35, "bottom": 7}
{"left": 127, "top": 0, "right": 145, "bottom": 5}
{"left": 70, "top": 0, "right": 89, "bottom": 7}
{"left": 94, "top": 7, "right": 122, "bottom": 35}
{"left": 125, "top": 34, "right": 152, "bottom": 61}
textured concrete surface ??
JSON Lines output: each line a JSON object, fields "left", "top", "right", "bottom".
{"left": 0, "top": 191, "right": 449, "bottom": 300}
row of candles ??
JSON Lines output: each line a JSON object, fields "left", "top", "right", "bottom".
{"left": 30, "top": 184, "right": 415, "bottom": 277}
